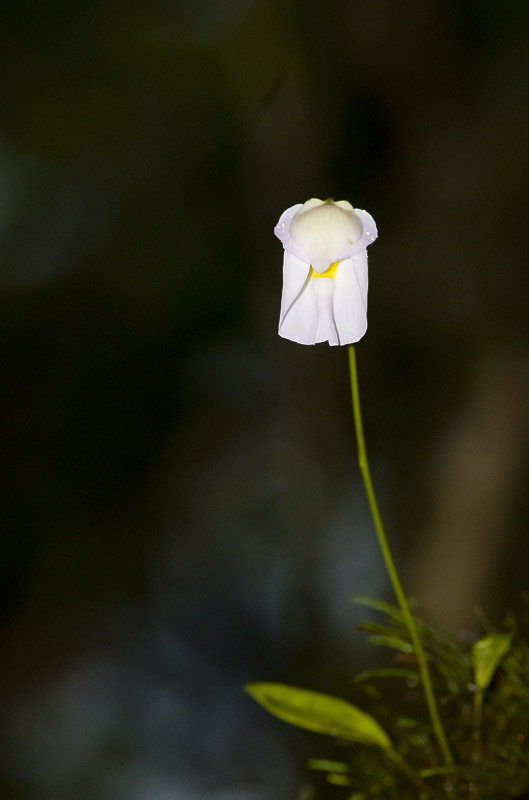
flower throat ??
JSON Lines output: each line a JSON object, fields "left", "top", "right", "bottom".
{"left": 310, "top": 260, "right": 339, "bottom": 279}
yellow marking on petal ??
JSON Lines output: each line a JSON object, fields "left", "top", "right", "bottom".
{"left": 310, "top": 261, "right": 340, "bottom": 279}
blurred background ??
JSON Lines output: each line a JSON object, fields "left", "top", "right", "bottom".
{"left": 0, "top": 1, "right": 528, "bottom": 797}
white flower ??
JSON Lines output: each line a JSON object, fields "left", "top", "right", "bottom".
{"left": 275, "top": 198, "right": 377, "bottom": 345}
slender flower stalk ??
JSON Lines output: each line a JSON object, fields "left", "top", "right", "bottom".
{"left": 348, "top": 345, "right": 454, "bottom": 767}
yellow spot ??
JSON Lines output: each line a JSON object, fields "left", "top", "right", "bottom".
{"left": 310, "top": 261, "right": 340, "bottom": 279}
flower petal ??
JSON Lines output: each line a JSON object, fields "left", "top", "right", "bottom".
{"left": 274, "top": 204, "right": 309, "bottom": 263}
{"left": 332, "top": 253, "right": 369, "bottom": 344}
{"left": 313, "top": 277, "right": 339, "bottom": 345}
{"left": 351, "top": 208, "right": 378, "bottom": 254}
{"left": 280, "top": 269, "right": 342, "bottom": 346}
{"left": 279, "top": 250, "right": 311, "bottom": 327}
{"left": 279, "top": 281, "right": 317, "bottom": 345}
{"left": 289, "top": 201, "right": 363, "bottom": 272}
{"left": 275, "top": 202, "right": 378, "bottom": 272}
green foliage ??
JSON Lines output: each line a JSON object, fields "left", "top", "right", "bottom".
{"left": 249, "top": 599, "right": 529, "bottom": 799}
{"left": 472, "top": 632, "right": 513, "bottom": 690}
{"left": 245, "top": 683, "right": 392, "bottom": 751}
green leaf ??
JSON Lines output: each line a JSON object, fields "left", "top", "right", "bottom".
{"left": 307, "top": 760, "right": 349, "bottom": 773}
{"left": 359, "top": 621, "right": 408, "bottom": 638}
{"left": 367, "top": 634, "right": 413, "bottom": 654}
{"left": 246, "top": 683, "right": 392, "bottom": 751}
{"left": 354, "top": 668, "right": 419, "bottom": 684}
{"left": 352, "top": 594, "right": 405, "bottom": 623}
{"left": 359, "top": 622, "right": 417, "bottom": 653}
{"left": 419, "top": 765, "right": 467, "bottom": 778}
{"left": 327, "top": 774, "right": 353, "bottom": 786}
{"left": 471, "top": 632, "right": 513, "bottom": 690}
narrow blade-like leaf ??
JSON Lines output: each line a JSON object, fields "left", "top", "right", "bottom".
{"left": 367, "top": 634, "right": 413, "bottom": 654}
{"left": 352, "top": 594, "right": 405, "bottom": 623}
{"left": 354, "top": 667, "right": 419, "bottom": 684}
{"left": 307, "top": 760, "right": 349, "bottom": 773}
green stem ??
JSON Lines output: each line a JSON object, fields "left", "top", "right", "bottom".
{"left": 348, "top": 345, "right": 453, "bottom": 767}
{"left": 473, "top": 690, "right": 483, "bottom": 757}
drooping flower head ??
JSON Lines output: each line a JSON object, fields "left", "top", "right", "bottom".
{"left": 275, "top": 198, "right": 377, "bottom": 345}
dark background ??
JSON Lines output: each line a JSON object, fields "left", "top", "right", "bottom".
{"left": 0, "top": 1, "right": 528, "bottom": 798}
